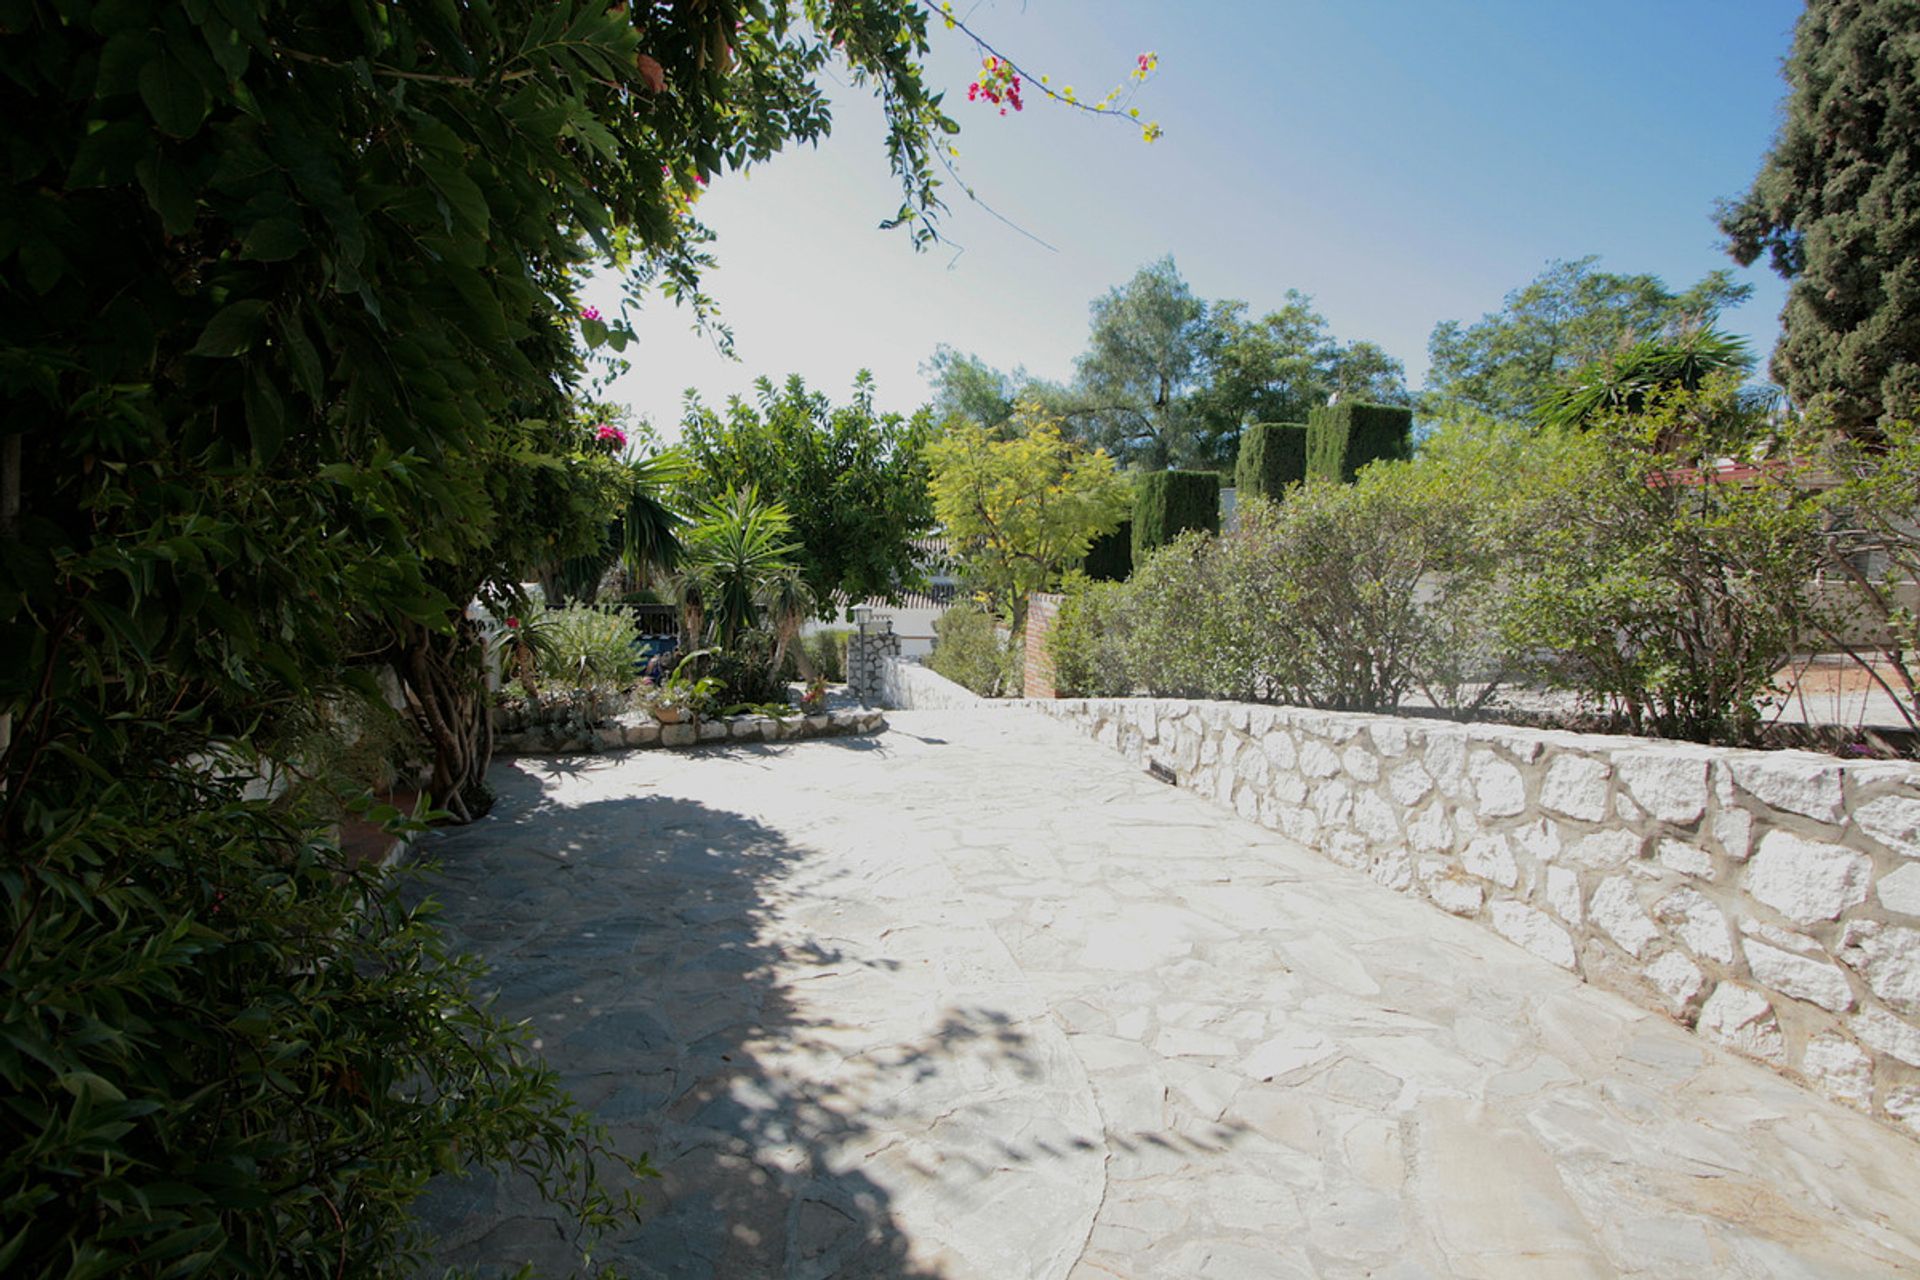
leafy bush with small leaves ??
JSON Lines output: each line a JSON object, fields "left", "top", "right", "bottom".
{"left": 702, "top": 632, "right": 792, "bottom": 708}
{"left": 1501, "top": 380, "right": 1825, "bottom": 741}
{"left": 929, "top": 602, "right": 1023, "bottom": 696}
{"left": 535, "top": 603, "right": 641, "bottom": 690}
{"left": 2, "top": 761, "right": 650, "bottom": 1277}
{"left": 1048, "top": 576, "right": 1136, "bottom": 697}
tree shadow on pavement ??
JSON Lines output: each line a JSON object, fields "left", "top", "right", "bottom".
{"left": 408, "top": 760, "right": 1053, "bottom": 1278}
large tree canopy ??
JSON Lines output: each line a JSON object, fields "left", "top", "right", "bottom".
{"left": 926, "top": 261, "right": 1407, "bottom": 470}
{"left": 0, "top": 1, "right": 989, "bottom": 1271}
{"left": 1424, "top": 257, "right": 1752, "bottom": 422}
{"left": 678, "top": 372, "right": 936, "bottom": 612}
{"left": 1720, "top": 0, "right": 1920, "bottom": 434}
{"left": 1073, "top": 255, "right": 1212, "bottom": 469}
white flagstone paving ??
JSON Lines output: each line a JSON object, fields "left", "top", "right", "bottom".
{"left": 414, "top": 708, "right": 1920, "bottom": 1278}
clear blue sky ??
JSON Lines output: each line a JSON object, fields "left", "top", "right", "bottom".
{"left": 583, "top": 0, "right": 1807, "bottom": 437}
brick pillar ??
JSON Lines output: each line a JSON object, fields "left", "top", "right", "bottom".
{"left": 1024, "top": 593, "right": 1063, "bottom": 699}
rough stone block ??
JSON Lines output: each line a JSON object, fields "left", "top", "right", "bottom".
{"left": 1421, "top": 863, "right": 1484, "bottom": 917}
{"left": 1567, "top": 829, "right": 1642, "bottom": 871}
{"left": 1311, "top": 778, "right": 1354, "bottom": 829}
{"left": 1387, "top": 760, "right": 1433, "bottom": 807}
{"left": 1368, "top": 721, "right": 1411, "bottom": 757}
{"left": 1697, "top": 983, "right": 1787, "bottom": 1065}
{"left": 1729, "top": 756, "right": 1845, "bottom": 823}
{"left": 1342, "top": 744, "right": 1381, "bottom": 783}
{"left": 1299, "top": 739, "right": 1341, "bottom": 779}
{"left": 1655, "top": 838, "right": 1714, "bottom": 881}
{"left": 1880, "top": 864, "right": 1920, "bottom": 918}
{"left": 1515, "top": 817, "right": 1563, "bottom": 864}
{"left": 1425, "top": 732, "right": 1468, "bottom": 795}
{"left": 1590, "top": 876, "right": 1660, "bottom": 958}
{"left": 1370, "top": 846, "right": 1414, "bottom": 892}
{"left": 1801, "top": 1032, "right": 1874, "bottom": 1110}
{"left": 1853, "top": 1007, "right": 1920, "bottom": 1068}
{"left": 1462, "top": 834, "right": 1520, "bottom": 889}
{"left": 1469, "top": 751, "right": 1527, "bottom": 818}
{"left": 1711, "top": 807, "right": 1754, "bottom": 860}
{"left": 1352, "top": 789, "right": 1400, "bottom": 844}
{"left": 1617, "top": 752, "right": 1709, "bottom": 824}
{"left": 1491, "top": 900, "right": 1577, "bottom": 969}
{"left": 1540, "top": 755, "right": 1610, "bottom": 822}
{"left": 1406, "top": 802, "right": 1453, "bottom": 854}
{"left": 1742, "top": 939, "right": 1854, "bottom": 1013}
{"left": 1745, "top": 831, "right": 1873, "bottom": 925}
{"left": 625, "top": 721, "right": 662, "bottom": 748}
{"left": 697, "top": 719, "right": 729, "bottom": 742}
{"left": 1653, "top": 888, "right": 1733, "bottom": 964}
{"left": 1260, "top": 731, "right": 1297, "bottom": 771}
{"left": 1644, "top": 950, "right": 1706, "bottom": 1015}
{"left": 1855, "top": 795, "right": 1920, "bottom": 859}
{"left": 1326, "top": 831, "right": 1370, "bottom": 870}
{"left": 1545, "top": 866, "right": 1583, "bottom": 926}
{"left": 1838, "top": 922, "right": 1920, "bottom": 1016}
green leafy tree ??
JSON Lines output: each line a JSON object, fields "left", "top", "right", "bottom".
{"left": 1720, "top": 0, "right": 1920, "bottom": 435}
{"left": 1185, "top": 295, "right": 1409, "bottom": 467}
{"left": 926, "top": 406, "right": 1132, "bottom": 621}
{"left": 1425, "top": 257, "right": 1753, "bottom": 421}
{"left": 678, "top": 372, "right": 935, "bottom": 612}
{"left": 1072, "top": 255, "right": 1212, "bottom": 468}
{"left": 0, "top": 1, "right": 1027, "bottom": 1271}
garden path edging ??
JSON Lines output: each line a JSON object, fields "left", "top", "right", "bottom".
{"left": 1035, "top": 695, "right": 1920, "bottom": 1142}
{"left": 492, "top": 706, "right": 885, "bottom": 756}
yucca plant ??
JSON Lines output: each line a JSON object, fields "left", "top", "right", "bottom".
{"left": 682, "top": 486, "right": 802, "bottom": 650}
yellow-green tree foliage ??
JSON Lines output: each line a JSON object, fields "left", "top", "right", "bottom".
{"left": 927, "top": 407, "right": 1132, "bottom": 615}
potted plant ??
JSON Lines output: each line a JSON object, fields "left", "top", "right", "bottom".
{"left": 644, "top": 650, "right": 720, "bottom": 724}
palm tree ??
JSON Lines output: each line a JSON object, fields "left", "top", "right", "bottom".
{"left": 682, "top": 486, "right": 801, "bottom": 650}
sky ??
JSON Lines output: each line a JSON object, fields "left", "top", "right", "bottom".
{"left": 580, "top": 0, "right": 1809, "bottom": 438}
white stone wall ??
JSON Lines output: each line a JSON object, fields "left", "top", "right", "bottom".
{"left": 874, "top": 657, "right": 988, "bottom": 710}
{"left": 1035, "top": 696, "right": 1920, "bottom": 1139}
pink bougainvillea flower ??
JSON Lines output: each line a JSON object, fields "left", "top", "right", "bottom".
{"left": 506, "top": 616, "right": 521, "bottom": 629}
{"left": 594, "top": 423, "right": 628, "bottom": 447}
{"left": 580, "top": 306, "right": 601, "bottom": 322}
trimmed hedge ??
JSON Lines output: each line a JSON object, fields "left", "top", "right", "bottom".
{"left": 1084, "top": 521, "right": 1133, "bottom": 582}
{"left": 1306, "top": 401, "right": 1413, "bottom": 484}
{"left": 1132, "top": 470, "right": 1221, "bottom": 562}
{"left": 1235, "top": 422, "right": 1310, "bottom": 501}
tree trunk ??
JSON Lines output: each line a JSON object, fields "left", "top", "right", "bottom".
{"left": 391, "top": 613, "right": 494, "bottom": 823}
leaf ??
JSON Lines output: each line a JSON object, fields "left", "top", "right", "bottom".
{"left": 635, "top": 52, "right": 666, "bottom": 93}
{"left": 139, "top": 52, "right": 212, "bottom": 140}
{"left": 243, "top": 369, "right": 284, "bottom": 462}
{"left": 189, "top": 300, "right": 270, "bottom": 357}
{"left": 239, "top": 217, "right": 307, "bottom": 262}
{"left": 135, "top": 151, "right": 199, "bottom": 236}
{"left": 67, "top": 119, "right": 151, "bottom": 189}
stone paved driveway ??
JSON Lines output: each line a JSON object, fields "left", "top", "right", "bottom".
{"left": 415, "top": 709, "right": 1920, "bottom": 1278}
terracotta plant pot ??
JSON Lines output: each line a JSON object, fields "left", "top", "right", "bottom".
{"left": 651, "top": 704, "right": 687, "bottom": 724}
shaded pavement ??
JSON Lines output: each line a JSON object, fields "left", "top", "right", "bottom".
{"left": 414, "top": 709, "right": 1920, "bottom": 1278}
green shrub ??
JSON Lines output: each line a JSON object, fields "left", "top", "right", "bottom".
{"left": 802, "top": 627, "right": 851, "bottom": 682}
{"left": 1049, "top": 576, "right": 1137, "bottom": 696}
{"left": 1234, "top": 422, "right": 1310, "bottom": 501}
{"left": 1501, "top": 382, "right": 1824, "bottom": 741}
{"left": 930, "top": 602, "right": 1022, "bottom": 696}
{"left": 2, "top": 761, "right": 648, "bottom": 1276}
{"left": 1083, "top": 521, "right": 1133, "bottom": 582}
{"left": 1131, "top": 470, "right": 1221, "bottom": 563}
{"left": 535, "top": 602, "right": 641, "bottom": 688}
{"left": 703, "top": 631, "right": 792, "bottom": 707}
{"left": 1306, "top": 401, "right": 1413, "bottom": 483}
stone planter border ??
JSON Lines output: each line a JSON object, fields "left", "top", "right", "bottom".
{"left": 493, "top": 706, "right": 885, "bottom": 756}
{"left": 1035, "top": 695, "right": 1920, "bottom": 1141}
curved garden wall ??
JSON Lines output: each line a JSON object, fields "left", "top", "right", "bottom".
{"left": 1034, "top": 696, "right": 1920, "bottom": 1139}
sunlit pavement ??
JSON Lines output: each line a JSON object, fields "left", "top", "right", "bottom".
{"left": 414, "top": 708, "right": 1920, "bottom": 1278}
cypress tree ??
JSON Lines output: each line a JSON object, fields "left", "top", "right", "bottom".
{"left": 1720, "top": 0, "right": 1920, "bottom": 433}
